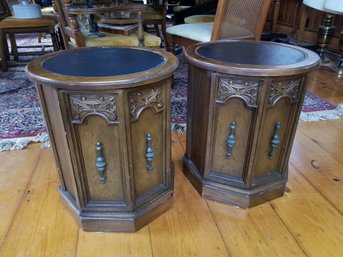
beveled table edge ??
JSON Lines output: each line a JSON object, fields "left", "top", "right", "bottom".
{"left": 25, "top": 46, "right": 179, "bottom": 89}
{"left": 185, "top": 40, "right": 320, "bottom": 77}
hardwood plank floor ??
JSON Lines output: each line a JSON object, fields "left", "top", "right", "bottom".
{"left": 0, "top": 148, "right": 79, "bottom": 257}
{"left": 148, "top": 133, "right": 230, "bottom": 257}
{"left": 0, "top": 67, "right": 342, "bottom": 256}
{"left": 0, "top": 146, "right": 42, "bottom": 245}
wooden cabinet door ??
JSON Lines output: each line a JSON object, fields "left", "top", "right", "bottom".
{"left": 205, "top": 75, "right": 264, "bottom": 187}
{"left": 127, "top": 82, "right": 171, "bottom": 207}
{"left": 253, "top": 76, "right": 307, "bottom": 185}
{"left": 60, "top": 90, "right": 131, "bottom": 212}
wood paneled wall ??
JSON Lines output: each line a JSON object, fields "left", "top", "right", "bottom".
{"left": 265, "top": 0, "right": 342, "bottom": 51}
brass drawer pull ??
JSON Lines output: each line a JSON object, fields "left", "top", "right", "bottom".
{"left": 226, "top": 121, "right": 236, "bottom": 159}
{"left": 145, "top": 133, "right": 154, "bottom": 174}
{"left": 96, "top": 142, "right": 107, "bottom": 184}
{"left": 269, "top": 121, "right": 281, "bottom": 159}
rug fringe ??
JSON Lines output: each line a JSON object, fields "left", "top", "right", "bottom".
{"left": 0, "top": 133, "right": 50, "bottom": 152}
{"left": 300, "top": 103, "right": 343, "bottom": 122}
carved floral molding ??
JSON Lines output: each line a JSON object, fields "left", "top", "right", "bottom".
{"left": 217, "top": 77, "right": 261, "bottom": 108}
{"left": 70, "top": 94, "right": 118, "bottom": 124}
{"left": 269, "top": 78, "right": 303, "bottom": 106}
{"left": 129, "top": 87, "right": 163, "bottom": 121}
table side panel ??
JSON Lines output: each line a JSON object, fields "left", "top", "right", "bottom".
{"left": 187, "top": 65, "right": 212, "bottom": 177}
{"left": 204, "top": 74, "right": 264, "bottom": 184}
{"left": 77, "top": 117, "right": 125, "bottom": 202}
{"left": 127, "top": 83, "right": 169, "bottom": 207}
{"left": 39, "top": 85, "right": 79, "bottom": 205}
{"left": 253, "top": 98, "right": 292, "bottom": 178}
{"left": 253, "top": 75, "right": 307, "bottom": 181}
{"left": 60, "top": 90, "right": 130, "bottom": 211}
{"left": 209, "top": 99, "right": 254, "bottom": 179}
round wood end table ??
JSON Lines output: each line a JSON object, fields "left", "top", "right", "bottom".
{"left": 26, "top": 47, "right": 178, "bottom": 232}
{"left": 184, "top": 40, "right": 320, "bottom": 208}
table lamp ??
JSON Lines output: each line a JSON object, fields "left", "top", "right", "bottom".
{"left": 303, "top": 0, "right": 336, "bottom": 61}
{"left": 324, "top": 0, "right": 343, "bottom": 76}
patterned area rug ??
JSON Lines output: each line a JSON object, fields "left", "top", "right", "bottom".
{"left": 171, "top": 59, "right": 188, "bottom": 131}
{"left": 300, "top": 92, "right": 343, "bottom": 121}
{"left": 0, "top": 67, "right": 49, "bottom": 151}
{"left": 1, "top": 54, "right": 343, "bottom": 151}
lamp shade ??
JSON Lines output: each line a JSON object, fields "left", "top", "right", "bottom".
{"left": 303, "top": 0, "right": 326, "bottom": 11}
{"left": 324, "top": 0, "right": 343, "bottom": 14}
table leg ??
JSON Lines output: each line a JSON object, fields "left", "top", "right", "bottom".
{"left": 9, "top": 33, "right": 18, "bottom": 61}
{"left": 0, "top": 30, "right": 8, "bottom": 72}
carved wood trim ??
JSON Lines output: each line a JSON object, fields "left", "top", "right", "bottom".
{"left": 129, "top": 87, "right": 163, "bottom": 121}
{"left": 216, "top": 76, "right": 262, "bottom": 108}
{"left": 269, "top": 78, "right": 303, "bottom": 107}
{"left": 69, "top": 94, "right": 118, "bottom": 124}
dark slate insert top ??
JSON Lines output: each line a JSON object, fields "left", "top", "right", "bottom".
{"left": 42, "top": 47, "right": 166, "bottom": 77}
{"left": 196, "top": 41, "right": 307, "bottom": 66}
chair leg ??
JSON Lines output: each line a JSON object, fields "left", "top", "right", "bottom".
{"left": 166, "top": 33, "right": 175, "bottom": 52}
{"left": 2, "top": 33, "right": 9, "bottom": 60}
{"left": 38, "top": 32, "right": 47, "bottom": 43}
{"left": 154, "top": 24, "right": 161, "bottom": 38}
{"left": 161, "top": 21, "right": 169, "bottom": 50}
{"left": 56, "top": 26, "right": 65, "bottom": 50}
{"left": 50, "top": 32, "right": 59, "bottom": 51}
{"left": 0, "top": 30, "right": 8, "bottom": 72}
{"left": 9, "top": 33, "right": 18, "bottom": 61}
{"left": 272, "top": 0, "right": 280, "bottom": 33}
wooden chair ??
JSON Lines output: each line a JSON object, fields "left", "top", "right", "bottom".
{"left": 166, "top": 0, "right": 272, "bottom": 52}
{"left": 38, "top": 5, "right": 60, "bottom": 43}
{"left": 54, "top": 0, "right": 161, "bottom": 49}
{"left": 141, "top": 0, "right": 168, "bottom": 47}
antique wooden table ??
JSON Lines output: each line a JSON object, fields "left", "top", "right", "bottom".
{"left": 184, "top": 40, "right": 320, "bottom": 208}
{"left": 26, "top": 47, "right": 178, "bottom": 231}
